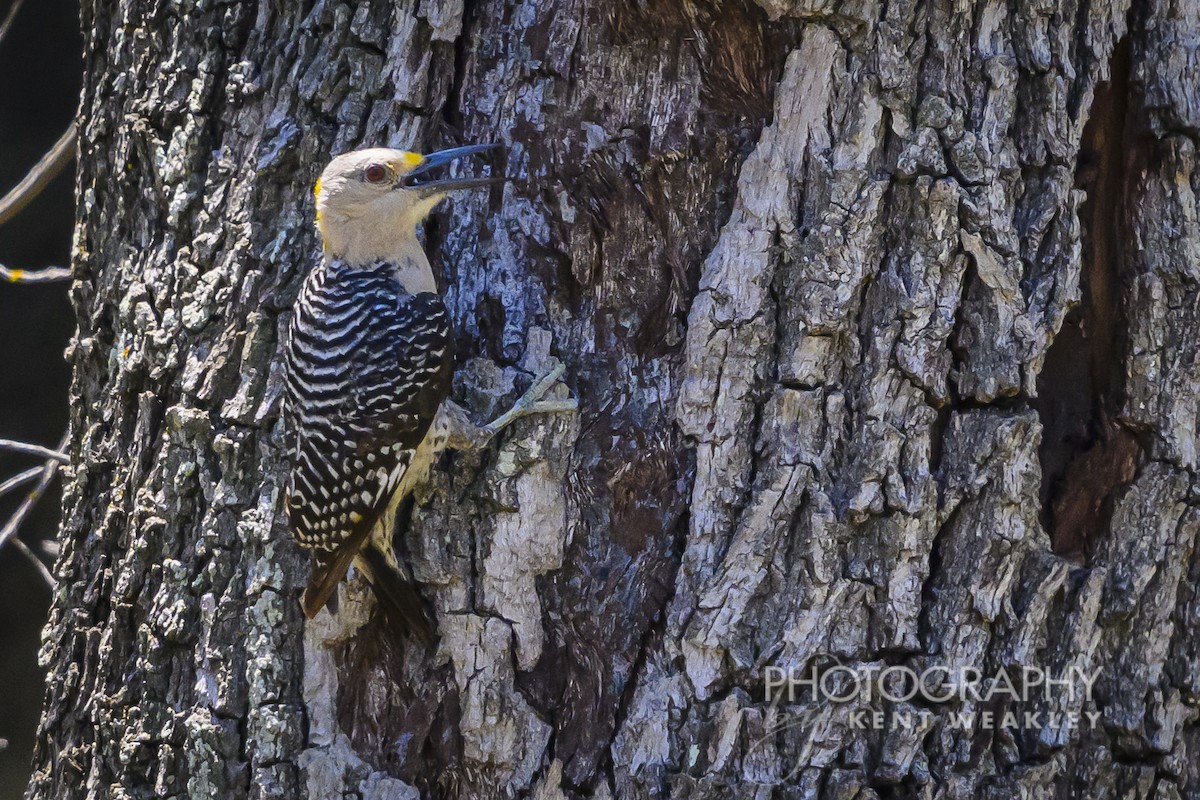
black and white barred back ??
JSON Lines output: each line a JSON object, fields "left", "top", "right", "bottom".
{"left": 283, "top": 258, "right": 454, "bottom": 557}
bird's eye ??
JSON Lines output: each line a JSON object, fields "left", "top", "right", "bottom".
{"left": 363, "top": 163, "right": 390, "bottom": 184}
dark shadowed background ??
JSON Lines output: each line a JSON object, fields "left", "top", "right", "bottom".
{"left": 0, "top": 1, "right": 80, "bottom": 797}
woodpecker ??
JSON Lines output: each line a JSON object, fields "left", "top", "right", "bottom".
{"left": 282, "top": 144, "right": 574, "bottom": 644}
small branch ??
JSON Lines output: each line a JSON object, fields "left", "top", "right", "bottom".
{"left": 0, "top": 451, "right": 63, "bottom": 555}
{"left": 0, "top": 122, "right": 77, "bottom": 226}
{"left": 0, "top": 434, "right": 68, "bottom": 561}
{"left": 0, "top": 263, "right": 71, "bottom": 283}
{"left": 0, "top": 0, "right": 25, "bottom": 47}
{"left": 0, "top": 466, "right": 43, "bottom": 499}
{"left": 11, "top": 536, "right": 54, "bottom": 587}
{"left": 0, "top": 439, "right": 69, "bottom": 463}
{"left": 41, "top": 536, "right": 60, "bottom": 560}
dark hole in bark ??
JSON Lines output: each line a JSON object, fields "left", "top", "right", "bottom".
{"left": 471, "top": 293, "right": 508, "bottom": 363}
{"left": 1036, "top": 37, "right": 1141, "bottom": 561}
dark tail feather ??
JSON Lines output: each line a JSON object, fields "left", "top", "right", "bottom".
{"left": 358, "top": 542, "right": 437, "bottom": 647}
{"left": 303, "top": 531, "right": 370, "bottom": 619}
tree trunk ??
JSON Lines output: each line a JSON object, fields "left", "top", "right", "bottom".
{"left": 27, "top": 0, "right": 1200, "bottom": 798}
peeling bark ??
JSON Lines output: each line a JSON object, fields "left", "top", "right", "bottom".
{"left": 27, "top": 0, "right": 1200, "bottom": 798}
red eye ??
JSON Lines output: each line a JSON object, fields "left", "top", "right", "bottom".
{"left": 363, "top": 163, "right": 389, "bottom": 183}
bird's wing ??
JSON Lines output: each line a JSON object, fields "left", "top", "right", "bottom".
{"left": 284, "top": 262, "right": 454, "bottom": 619}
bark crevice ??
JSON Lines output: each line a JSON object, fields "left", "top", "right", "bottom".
{"left": 1037, "top": 35, "right": 1142, "bottom": 562}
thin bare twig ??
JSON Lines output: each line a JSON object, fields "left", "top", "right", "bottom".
{"left": 1, "top": 263, "right": 71, "bottom": 283}
{"left": 0, "top": 438, "right": 68, "bottom": 462}
{"left": 0, "top": 122, "right": 78, "bottom": 284}
{"left": 0, "top": 438, "right": 66, "bottom": 555}
{"left": 41, "top": 536, "right": 60, "bottom": 559}
{"left": 11, "top": 535, "right": 54, "bottom": 587}
{"left": 0, "top": 465, "right": 42, "bottom": 499}
{"left": 0, "top": 122, "right": 77, "bottom": 226}
{"left": 0, "top": 0, "right": 25, "bottom": 47}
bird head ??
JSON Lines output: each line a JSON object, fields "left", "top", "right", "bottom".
{"left": 314, "top": 144, "right": 501, "bottom": 262}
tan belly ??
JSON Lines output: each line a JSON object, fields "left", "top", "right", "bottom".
{"left": 366, "top": 406, "right": 452, "bottom": 565}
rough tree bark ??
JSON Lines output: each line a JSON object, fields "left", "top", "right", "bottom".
{"left": 25, "top": 0, "right": 1200, "bottom": 798}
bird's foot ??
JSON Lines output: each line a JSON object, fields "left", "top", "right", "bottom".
{"left": 440, "top": 364, "right": 576, "bottom": 452}
{"left": 481, "top": 363, "right": 576, "bottom": 441}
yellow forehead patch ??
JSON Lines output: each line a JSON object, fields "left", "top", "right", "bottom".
{"left": 313, "top": 177, "right": 323, "bottom": 201}
{"left": 398, "top": 151, "right": 424, "bottom": 169}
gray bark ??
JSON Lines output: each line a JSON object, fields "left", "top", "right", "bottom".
{"left": 26, "top": 0, "right": 1200, "bottom": 798}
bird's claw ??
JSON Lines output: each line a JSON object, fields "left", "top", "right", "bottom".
{"left": 483, "top": 363, "right": 576, "bottom": 440}
{"left": 526, "top": 399, "right": 578, "bottom": 414}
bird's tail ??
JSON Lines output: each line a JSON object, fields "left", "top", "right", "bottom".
{"left": 355, "top": 542, "right": 437, "bottom": 647}
{"left": 303, "top": 531, "right": 369, "bottom": 620}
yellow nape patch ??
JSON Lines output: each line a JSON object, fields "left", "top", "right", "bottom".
{"left": 314, "top": 177, "right": 324, "bottom": 227}
{"left": 398, "top": 151, "right": 424, "bottom": 169}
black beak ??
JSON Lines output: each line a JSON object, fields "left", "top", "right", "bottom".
{"left": 402, "top": 143, "right": 505, "bottom": 195}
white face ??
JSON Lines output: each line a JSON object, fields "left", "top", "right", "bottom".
{"left": 314, "top": 147, "right": 439, "bottom": 234}
{"left": 312, "top": 144, "right": 500, "bottom": 267}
